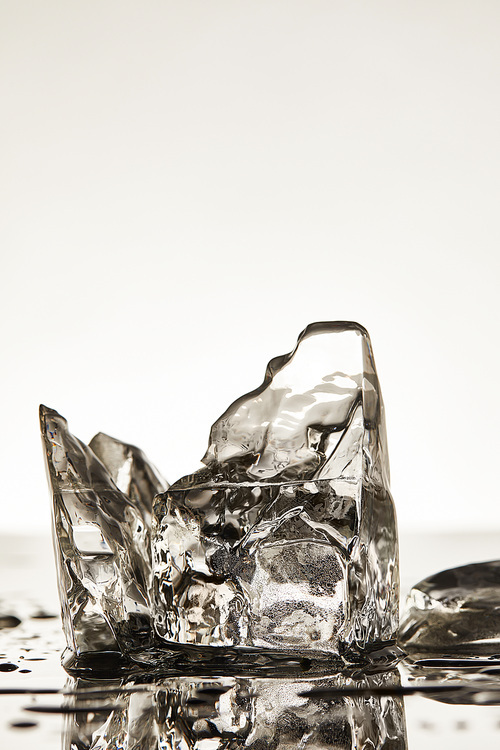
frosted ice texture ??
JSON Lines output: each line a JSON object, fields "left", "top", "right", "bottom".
{"left": 153, "top": 322, "right": 399, "bottom": 657}
{"left": 40, "top": 406, "right": 167, "bottom": 657}
{"left": 400, "top": 561, "right": 500, "bottom": 658}
{"left": 63, "top": 671, "right": 407, "bottom": 750}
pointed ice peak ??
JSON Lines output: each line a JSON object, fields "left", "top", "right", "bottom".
{"left": 174, "top": 321, "right": 387, "bottom": 486}
{"left": 89, "top": 432, "right": 167, "bottom": 524}
{"left": 40, "top": 404, "right": 120, "bottom": 494}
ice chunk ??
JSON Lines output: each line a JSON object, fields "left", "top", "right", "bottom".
{"left": 400, "top": 560, "right": 500, "bottom": 658}
{"left": 153, "top": 322, "right": 399, "bottom": 658}
{"left": 40, "top": 406, "right": 166, "bottom": 658}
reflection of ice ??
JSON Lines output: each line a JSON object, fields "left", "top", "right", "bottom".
{"left": 63, "top": 671, "right": 407, "bottom": 750}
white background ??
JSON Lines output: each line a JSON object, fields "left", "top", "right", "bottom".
{"left": 1, "top": 1, "right": 499, "bottom": 534}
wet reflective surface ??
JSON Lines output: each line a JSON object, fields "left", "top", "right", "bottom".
{"left": 4, "top": 534, "right": 500, "bottom": 749}
{"left": 60, "top": 671, "right": 406, "bottom": 749}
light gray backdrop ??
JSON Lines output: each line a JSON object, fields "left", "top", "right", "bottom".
{"left": 2, "top": 1, "right": 499, "bottom": 533}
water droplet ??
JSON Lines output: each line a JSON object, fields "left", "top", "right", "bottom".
{"left": 0, "top": 663, "right": 18, "bottom": 672}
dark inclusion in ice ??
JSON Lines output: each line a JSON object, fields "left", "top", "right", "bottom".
{"left": 153, "top": 322, "right": 399, "bottom": 657}
{"left": 40, "top": 406, "right": 167, "bottom": 657}
{"left": 400, "top": 560, "right": 500, "bottom": 658}
{"left": 41, "top": 322, "right": 399, "bottom": 663}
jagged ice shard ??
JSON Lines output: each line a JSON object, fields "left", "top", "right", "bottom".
{"left": 152, "top": 322, "right": 399, "bottom": 659}
{"left": 41, "top": 322, "right": 399, "bottom": 665}
{"left": 40, "top": 407, "right": 167, "bottom": 660}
